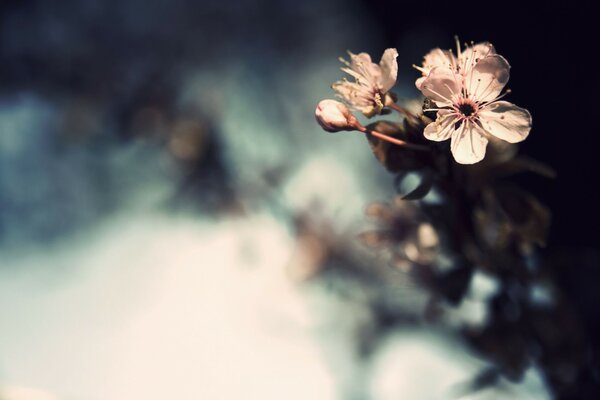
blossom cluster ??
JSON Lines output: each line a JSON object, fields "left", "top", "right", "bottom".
{"left": 313, "top": 40, "right": 573, "bottom": 398}
{"left": 316, "top": 40, "right": 532, "bottom": 164}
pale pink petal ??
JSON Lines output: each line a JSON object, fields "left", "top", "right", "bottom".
{"left": 379, "top": 48, "right": 398, "bottom": 92}
{"left": 465, "top": 55, "right": 510, "bottom": 103}
{"left": 478, "top": 101, "right": 532, "bottom": 143}
{"left": 415, "top": 49, "right": 456, "bottom": 89}
{"left": 348, "top": 51, "right": 381, "bottom": 85}
{"left": 424, "top": 110, "right": 458, "bottom": 141}
{"left": 331, "top": 80, "right": 356, "bottom": 103}
{"left": 423, "top": 48, "right": 456, "bottom": 73}
{"left": 358, "top": 105, "right": 377, "bottom": 118}
{"left": 450, "top": 121, "right": 488, "bottom": 164}
{"left": 331, "top": 80, "right": 379, "bottom": 117}
{"left": 332, "top": 81, "right": 370, "bottom": 106}
{"left": 315, "top": 99, "right": 354, "bottom": 132}
{"left": 459, "top": 42, "right": 496, "bottom": 71}
{"left": 340, "top": 67, "right": 365, "bottom": 81}
{"left": 349, "top": 51, "right": 373, "bottom": 68}
{"left": 420, "top": 67, "right": 462, "bottom": 107}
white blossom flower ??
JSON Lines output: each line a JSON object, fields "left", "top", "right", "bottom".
{"left": 332, "top": 48, "right": 398, "bottom": 118}
{"left": 414, "top": 48, "right": 456, "bottom": 90}
{"left": 420, "top": 55, "right": 531, "bottom": 164}
{"left": 414, "top": 40, "right": 496, "bottom": 89}
{"left": 315, "top": 99, "right": 359, "bottom": 132}
{"left": 458, "top": 42, "right": 496, "bottom": 71}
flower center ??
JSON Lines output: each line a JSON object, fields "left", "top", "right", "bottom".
{"left": 373, "top": 92, "right": 384, "bottom": 111}
{"left": 458, "top": 103, "right": 475, "bottom": 117}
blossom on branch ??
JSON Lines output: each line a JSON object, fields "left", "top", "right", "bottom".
{"left": 414, "top": 40, "right": 496, "bottom": 89}
{"left": 419, "top": 54, "right": 531, "bottom": 164}
{"left": 332, "top": 48, "right": 398, "bottom": 118}
{"left": 414, "top": 48, "right": 456, "bottom": 90}
{"left": 314, "top": 99, "right": 359, "bottom": 132}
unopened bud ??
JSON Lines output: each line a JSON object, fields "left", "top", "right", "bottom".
{"left": 315, "top": 99, "right": 360, "bottom": 132}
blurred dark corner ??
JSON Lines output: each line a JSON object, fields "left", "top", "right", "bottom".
{"left": 1, "top": 0, "right": 599, "bottom": 396}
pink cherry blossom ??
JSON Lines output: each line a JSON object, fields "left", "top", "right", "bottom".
{"left": 314, "top": 99, "right": 359, "bottom": 132}
{"left": 332, "top": 48, "right": 398, "bottom": 118}
{"left": 419, "top": 54, "right": 531, "bottom": 164}
{"left": 414, "top": 48, "right": 456, "bottom": 90}
{"left": 414, "top": 40, "right": 496, "bottom": 89}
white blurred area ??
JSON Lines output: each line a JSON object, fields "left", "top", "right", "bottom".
{"left": 0, "top": 213, "right": 336, "bottom": 399}
{"left": 0, "top": 88, "right": 372, "bottom": 398}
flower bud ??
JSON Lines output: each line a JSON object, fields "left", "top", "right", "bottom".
{"left": 315, "top": 99, "right": 359, "bottom": 132}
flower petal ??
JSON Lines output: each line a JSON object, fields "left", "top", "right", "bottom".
{"left": 415, "top": 48, "right": 456, "bottom": 89}
{"left": 379, "top": 48, "right": 398, "bottom": 92}
{"left": 332, "top": 80, "right": 370, "bottom": 106}
{"left": 315, "top": 99, "right": 354, "bottom": 132}
{"left": 450, "top": 121, "right": 488, "bottom": 164}
{"left": 348, "top": 51, "right": 381, "bottom": 85}
{"left": 340, "top": 67, "right": 365, "bottom": 82}
{"left": 465, "top": 55, "right": 510, "bottom": 103}
{"left": 478, "top": 101, "right": 532, "bottom": 143}
{"left": 423, "top": 48, "right": 456, "bottom": 71}
{"left": 424, "top": 110, "right": 458, "bottom": 142}
{"left": 459, "top": 42, "right": 496, "bottom": 71}
{"left": 420, "top": 67, "right": 462, "bottom": 107}
{"left": 348, "top": 51, "right": 373, "bottom": 69}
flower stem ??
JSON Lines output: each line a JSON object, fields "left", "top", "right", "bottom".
{"left": 388, "top": 102, "right": 420, "bottom": 125}
{"left": 356, "top": 126, "right": 429, "bottom": 151}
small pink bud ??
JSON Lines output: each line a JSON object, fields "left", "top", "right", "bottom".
{"left": 315, "top": 99, "right": 359, "bottom": 132}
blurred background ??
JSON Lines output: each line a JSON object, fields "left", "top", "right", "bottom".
{"left": 0, "top": 0, "right": 597, "bottom": 399}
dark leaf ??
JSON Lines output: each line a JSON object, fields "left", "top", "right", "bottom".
{"left": 365, "top": 121, "right": 429, "bottom": 172}
{"left": 497, "top": 188, "right": 551, "bottom": 247}
{"left": 436, "top": 263, "right": 473, "bottom": 305}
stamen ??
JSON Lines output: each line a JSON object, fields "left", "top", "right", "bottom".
{"left": 482, "top": 43, "right": 493, "bottom": 58}
{"left": 454, "top": 35, "right": 462, "bottom": 58}
{"left": 466, "top": 52, "right": 478, "bottom": 93}
{"left": 472, "top": 78, "right": 483, "bottom": 98}
{"left": 466, "top": 121, "right": 477, "bottom": 155}
{"left": 413, "top": 64, "right": 426, "bottom": 73}
{"left": 450, "top": 121, "right": 466, "bottom": 157}
{"left": 339, "top": 56, "right": 351, "bottom": 67}
{"left": 443, "top": 83, "right": 459, "bottom": 102}
{"left": 484, "top": 89, "right": 512, "bottom": 106}
{"left": 472, "top": 70, "right": 501, "bottom": 101}
{"left": 424, "top": 85, "right": 454, "bottom": 104}
{"left": 457, "top": 102, "right": 476, "bottom": 117}
{"left": 451, "top": 70, "right": 463, "bottom": 90}
{"left": 374, "top": 92, "right": 384, "bottom": 111}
